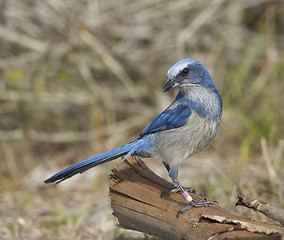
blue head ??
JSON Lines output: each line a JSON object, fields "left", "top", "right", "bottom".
{"left": 163, "top": 59, "right": 217, "bottom": 92}
{"left": 163, "top": 59, "right": 222, "bottom": 121}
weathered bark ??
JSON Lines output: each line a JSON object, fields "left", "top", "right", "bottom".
{"left": 109, "top": 157, "right": 284, "bottom": 240}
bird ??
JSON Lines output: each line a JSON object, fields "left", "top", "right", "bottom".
{"left": 45, "top": 58, "right": 223, "bottom": 216}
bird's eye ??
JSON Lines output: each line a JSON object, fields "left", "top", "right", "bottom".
{"left": 181, "top": 68, "right": 189, "bottom": 75}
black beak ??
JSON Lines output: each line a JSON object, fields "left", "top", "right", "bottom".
{"left": 163, "top": 79, "right": 177, "bottom": 92}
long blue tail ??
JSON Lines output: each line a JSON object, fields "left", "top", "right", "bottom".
{"left": 44, "top": 142, "right": 135, "bottom": 184}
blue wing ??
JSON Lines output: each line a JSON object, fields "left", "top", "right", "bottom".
{"left": 139, "top": 103, "right": 192, "bottom": 138}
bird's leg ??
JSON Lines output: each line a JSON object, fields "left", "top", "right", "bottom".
{"left": 161, "top": 163, "right": 217, "bottom": 217}
{"left": 161, "top": 163, "right": 202, "bottom": 197}
{"left": 171, "top": 176, "right": 218, "bottom": 218}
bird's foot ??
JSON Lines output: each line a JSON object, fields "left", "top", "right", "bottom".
{"left": 176, "top": 199, "right": 218, "bottom": 218}
{"left": 161, "top": 187, "right": 202, "bottom": 198}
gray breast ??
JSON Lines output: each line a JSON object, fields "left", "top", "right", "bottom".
{"left": 151, "top": 111, "right": 220, "bottom": 166}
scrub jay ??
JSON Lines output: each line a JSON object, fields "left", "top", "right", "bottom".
{"left": 45, "top": 59, "right": 223, "bottom": 216}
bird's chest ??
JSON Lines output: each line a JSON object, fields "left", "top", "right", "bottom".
{"left": 182, "top": 114, "right": 220, "bottom": 153}
{"left": 153, "top": 112, "right": 220, "bottom": 163}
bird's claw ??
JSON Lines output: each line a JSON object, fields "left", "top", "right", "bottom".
{"left": 176, "top": 199, "right": 218, "bottom": 218}
{"left": 161, "top": 187, "right": 202, "bottom": 198}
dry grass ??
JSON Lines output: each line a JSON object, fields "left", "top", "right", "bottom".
{"left": 0, "top": 0, "right": 284, "bottom": 239}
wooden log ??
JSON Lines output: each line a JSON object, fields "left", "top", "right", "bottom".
{"left": 109, "top": 157, "right": 284, "bottom": 240}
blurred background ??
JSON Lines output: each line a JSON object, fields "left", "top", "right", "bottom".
{"left": 0, "top": 0, "right": 283, "bottom": 239}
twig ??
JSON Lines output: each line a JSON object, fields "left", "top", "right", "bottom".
{"left": 1, "top": 141, "right": 20, "bottom": 180}
{"left": 78, "top": 28, "right": 138, "bottom": 100}
{"left": 176, "top": 0, "right": 225, "bottom": 55}
{"left": 0, "top": 115, "right": 144, "bottom": 142}
{"left": 261, "top": 138, "right": 283, "bottom": 199}
{"left": 0, "top": 26, "right": 47, "bottom": 52}
{"left": 0, "top": 90, "right": 93, "bottom": 104}
{"left": 236, "top": 194, "right": 284, "bottom": 226}
{"left": 0, "top": 129, "right": 95, "bottom": 142}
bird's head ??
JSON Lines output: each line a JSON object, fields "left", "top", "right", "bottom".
{"left": 163, "top": 59, "right": 216, "bottom": 92}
